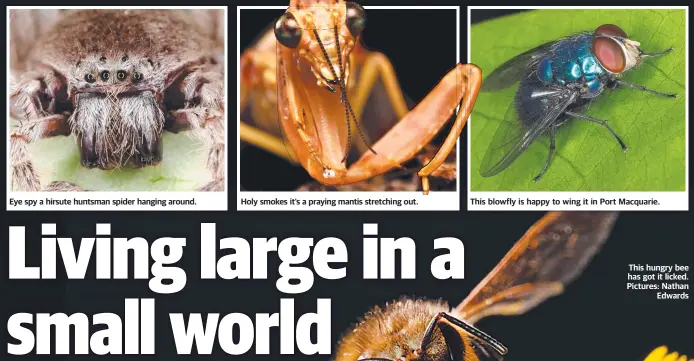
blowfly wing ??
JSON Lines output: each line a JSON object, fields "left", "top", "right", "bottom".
{"left": 479, "top": 81, "right": 577, "bottom": 178}
{"left": 480, "top": 40, "right": 557, "bottom": 92}
{"left": 456, "top": 212, "right": 619, "bottom": 325}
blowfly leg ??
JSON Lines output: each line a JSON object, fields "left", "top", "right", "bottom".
{"left": 534, "top": 126, "right": 556, "bottom": 182}
{"left": 565, "top": 111, "right": 628, "bottom": 151}
{"left": 615, "top": 80, "right": 677, "bottom": 98}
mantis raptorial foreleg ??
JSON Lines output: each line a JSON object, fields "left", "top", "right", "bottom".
{"left": 349, "top": 52, "right": 409, "bottom": 120}
{"left": 240, "top": 50, "right": 411, "bottom": 164}
{"left": 240, "top": 121, "right": 296, "bottom": 162}
{"left": 344, "top": 64, "right": 482, "bottom": 194}
{"left": 239, "top": 49, "right": 298, "bottom": 163}
{"left": 347, "top": 51, "right": 410, "bottom": 153}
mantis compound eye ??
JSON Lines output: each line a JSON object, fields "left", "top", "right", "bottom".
{"left": 274, "top": 12, "right": 302, "bottom": 49}
{"left": 345, "top": 2, "right": 366, "bottom": 37}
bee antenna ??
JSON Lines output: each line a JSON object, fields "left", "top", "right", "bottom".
{"left": 423, "top": 313, "right": 508, "bottom": 357}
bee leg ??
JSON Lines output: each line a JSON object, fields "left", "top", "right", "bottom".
{"left": 615, "top": 80, "right": 677, "bottom": 98}
{"left": 565, "top": 111, "right": 628, "bottom": 151}
{"left": 533, "top": 126, "right": 556, "bottom": 182}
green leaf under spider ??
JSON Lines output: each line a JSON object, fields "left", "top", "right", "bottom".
{"left": 12, "top": 120, "right": 213, "bottom": 191}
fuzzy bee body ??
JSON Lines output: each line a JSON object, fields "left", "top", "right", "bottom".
{"left": 335, "top": 299, "right": 481, "bottom": 361}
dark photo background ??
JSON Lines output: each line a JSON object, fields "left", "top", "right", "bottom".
{"left": 2, "top": 4, "right": 692, "bottom": 361}
{"left": 469, "top": 9, "right": 529, "bottom": 24}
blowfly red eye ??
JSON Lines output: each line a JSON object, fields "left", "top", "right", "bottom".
{"left": 595, "top": 24, "right": 628, "bottom": 38}
{"left": 593, "top": 37, "right": 626, "bottom": 73}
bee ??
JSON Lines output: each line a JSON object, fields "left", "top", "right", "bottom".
{"left": 334, "top": 211, "right": 619, "bottom": 361}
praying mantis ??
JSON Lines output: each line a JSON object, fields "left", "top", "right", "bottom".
{"left": 240, "top": 0, "right": 482, "bottom": 194}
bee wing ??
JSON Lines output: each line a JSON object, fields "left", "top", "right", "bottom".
{"left": 480, "top": 40, "right": 557, "bottom": 92}
{"left": 479, "top": 84, "right": 577, "bottom": 178}
{"left": 456, "top": 212, "right": 619, "bottom": 325}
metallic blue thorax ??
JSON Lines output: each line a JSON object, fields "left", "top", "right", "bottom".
{"left": 537, "top": 34, "right": 607, "bottom": 96}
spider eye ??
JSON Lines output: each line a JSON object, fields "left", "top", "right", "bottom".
{"left": 593, "top": 37, "right": 626, "bottom": 73}
{"left": 274, "top": 12, "right": 303, "bottom": 49}
{"left": 595, "top": 24, "right": 628, "bottom": 38}
{"left": 117, "top": 70, "right": 127, "bottom": 80}
{"left": 345, "top": 2, "right": 366, "bottom": 37}
{"left": 100, "top": 70, "right": 110, "bottom": 81}
{"left": 132, "top": 71, "right": 143, "bottom": 82}
{"left": 85, "top": 73, "right": 96, "bottom": 83}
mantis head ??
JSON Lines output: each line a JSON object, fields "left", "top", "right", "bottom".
{"left": 274, "top": 0, "right": 366, "bottom": 92}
